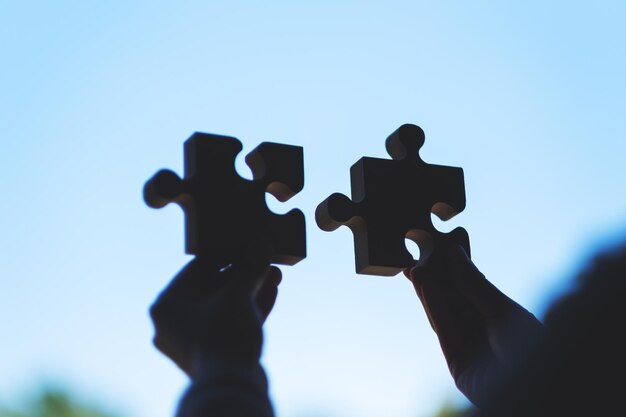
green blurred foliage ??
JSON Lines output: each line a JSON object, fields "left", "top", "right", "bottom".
{"left": 0, "top": 387, "right": 121, "bottom": 417}
{"left": 0, "top": 385, "right": 470, "bottom": 417}
{"left": 430, "top": 402, "right": 473, "bottom": 417}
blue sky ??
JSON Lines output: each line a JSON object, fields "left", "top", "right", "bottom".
{"left": 1, "top": 2, "right": 625, "bottom": 417}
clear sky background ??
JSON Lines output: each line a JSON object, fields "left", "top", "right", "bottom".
{"left": 1, "top": 2, "right": 625, "bottom": 417}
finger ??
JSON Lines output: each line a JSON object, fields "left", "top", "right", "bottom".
{"left": 407, "top": 262, "right": 437, "bottom": 330}
{"left": 152, "top": 331, "right": 192, "bottom": 376}
{"left": 403, "top": 268, "right": 411, "bottom": 279}
{"left": 446, "top": 245, "right": 521, "bottom": 320}
{"left": 221, "top": 261, "right": 271, "bottom": 297}
{"left": 220, "top": 246, "right": 273, "bottom": 293}
{"left": 410, "top": 264, "right": 491, "bottom": 379}
{"left": 150, "top": 255, "right": 251, "bottom": 326}
{"left": 256, "top": 266, "right": 282, "bottom": 322}
{"left": 402, "top": 258, "right": 418, "bottom": 279}
{"left": 153, "top": 257, "right": 228, "bottom": 306}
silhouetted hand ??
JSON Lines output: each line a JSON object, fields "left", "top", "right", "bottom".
{"left": 150, "top": 255, "right": 282, "bottom": 380}
{"left": 405, "top": 245, "right": 544, "bottom": 408}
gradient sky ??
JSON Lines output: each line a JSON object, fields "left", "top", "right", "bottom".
{"left": 1, "top": 2, "right": 625, "bottom": 417}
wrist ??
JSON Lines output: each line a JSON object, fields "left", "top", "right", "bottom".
{"left": 190, "top": 353, "right": 264, "bottom": 382}
{"left": 188, "top": 355, "right": 269, "bottom": 399}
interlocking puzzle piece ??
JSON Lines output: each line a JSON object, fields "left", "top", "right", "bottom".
{"left": 144, "top": 132, "right": 306, "bottom": 265}
{"left": 316, "top": 124, "right": 469, "bottom": 276}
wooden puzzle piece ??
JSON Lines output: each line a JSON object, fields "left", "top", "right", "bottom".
{"left": 316, "top": 124, "right": 469, "bottom": 276}
{"left": 144, "top": 132, "right": 306, "bottom": 265}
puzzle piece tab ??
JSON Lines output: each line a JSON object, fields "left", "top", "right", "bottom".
{"left": 144, "top": 132, "right": 306, "bottom": 265}
{"left": 316, "top": 124, "right": 469, "bottom": 276}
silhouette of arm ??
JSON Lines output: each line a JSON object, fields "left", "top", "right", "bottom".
{"left": 405, "top": 245, "right": 544, "bottom": 407}
{"left": 176, "top": 362, "right": 273, "bottom": 417}
{"left": 150, "top": 257, "right": 281, "bottom": 417}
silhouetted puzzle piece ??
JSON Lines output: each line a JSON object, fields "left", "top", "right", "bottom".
{"left": 144, "top": 132, "right": 306, "bottom": 265}
{"left": 316, "top": 124, "right": 469, "bottom": 276}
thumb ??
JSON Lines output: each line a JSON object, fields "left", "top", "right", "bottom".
{"left": 446, "top": 245, "right": 520, "bottom": 320}
{"left": 220, "top": 262, "right": 269, "bottom": 297}
{"left": 220, "top": 246, "right": 273, "bottom": 297}
{"left": 256, "top": 266, "right": 282, "bottom": 322}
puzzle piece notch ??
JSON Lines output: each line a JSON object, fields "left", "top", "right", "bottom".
{"left": 144, "top": 132, "right": 306, "bottom": 266}
{"left": 316, "top": 124, "right": 469, "bottom": 276}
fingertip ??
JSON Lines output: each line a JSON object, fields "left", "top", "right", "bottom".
{"left": 267, "top": 266, "right": 282, "bottom": 286}
{"left": 403, "top": 268, "right": 412, "bottom": 280}
{"left": 402, "top": 259, "right": 419, "bottom": 279}
{"left": 447, "top": 243, "right": 469, "bottom": 263}
{"left": 152, "top": 334, "right": 162, "bottom": 351}
{"left": 257, "top": 267, "right": 281, "bottom": 322}
{"left": 447, "top": 244, "right": 480, "bottom": 276}
{"left": 406, "top": 262, "right": 434, "bottom": 285}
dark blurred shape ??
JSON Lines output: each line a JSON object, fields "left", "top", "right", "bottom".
{"left": 479, "top": 242, "right": 626, "bottom": 417}
{"left": 0, "top": 386, "right": 123, "bottom": 417}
